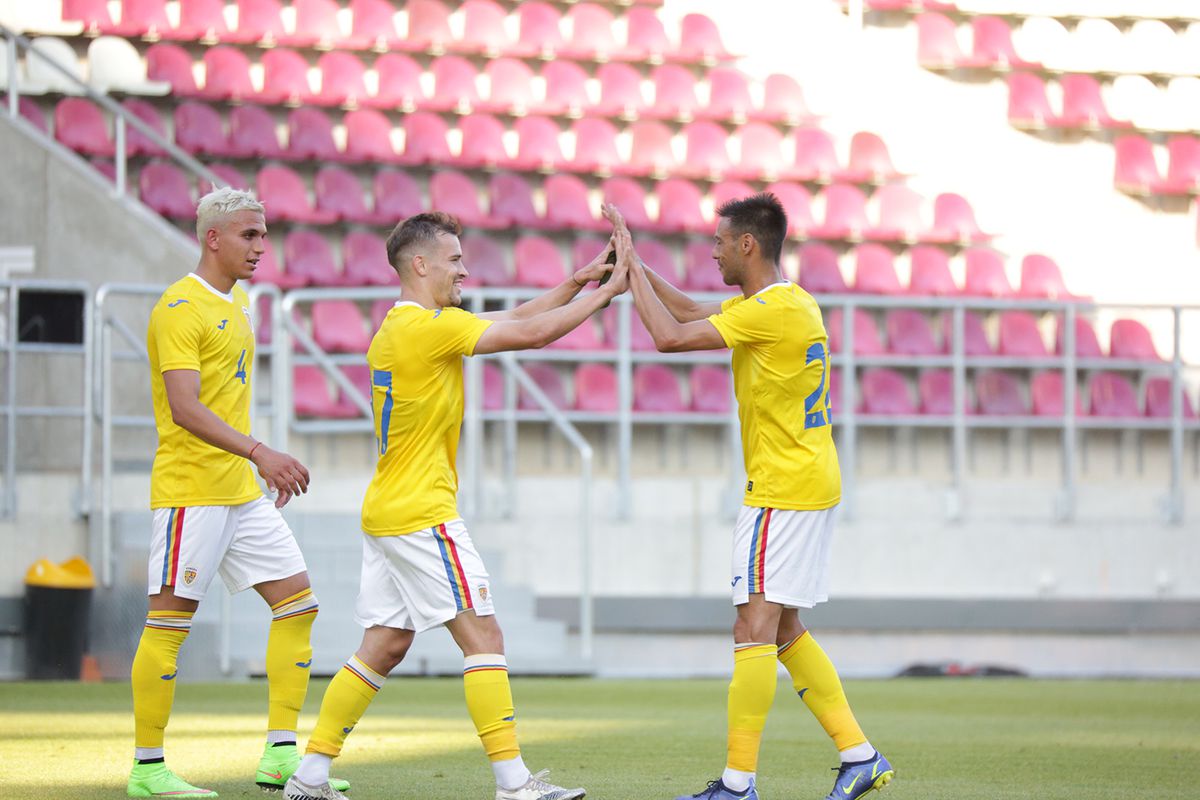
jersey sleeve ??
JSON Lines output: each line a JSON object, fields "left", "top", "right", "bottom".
{"left": 707, "top": 294, "right": 781, "bottom": 349}
{"left": 423, "top": 307, "right": 494, "bottom": 361}
{"left": 151, "top": 299, "right": 205, "bottom": 372}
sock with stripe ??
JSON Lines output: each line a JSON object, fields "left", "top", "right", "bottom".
{"left": 777, "top": 631, "right": 871, "bottom": 760}
{"left": 723, "top": 643, "right": 777, "bottom": 792}
{"left": 266, "top": 589, "right": 319, "bottom": 737}
{"left": 298, "top": 655, "right": 386, "bottom": 784}
{"left": 463, "top": 654, "right": 529, "bottom": 789}
{"left": 131, "top": 610, "right": 193, "bottom": 760}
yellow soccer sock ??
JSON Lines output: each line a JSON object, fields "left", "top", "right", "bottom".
{"left": 463, "top": 654, "right": 521, "bottom": 762}
{"left": 306, "top": 655, "right": 385, "bottom": 757}
{"left": 266, "top": 589, "right": 319, "bottom": 734}
{"left": 131, "top": 611, "right": 193, "bottom": 754}
{"left": 778, "top": 632, "right": 867, "bottom": 751}
{"left": 726, "top": 643, "right": 778, "bottom": 775}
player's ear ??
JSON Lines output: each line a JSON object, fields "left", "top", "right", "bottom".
{"left": 410, "top": 253, "right": 427, "bottom": 277}
{"left": 741, "top": 233, "right": 755, "bottom": 255}
{"left": 205, "top": 227, "right": 221, "bottom": 251}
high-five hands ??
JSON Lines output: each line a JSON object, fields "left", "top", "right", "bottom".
{"left": 572, "top": 236, "right": 617, "bottom": 286}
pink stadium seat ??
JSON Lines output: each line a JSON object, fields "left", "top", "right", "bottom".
{"left": 344, "top": 108, "right": 400, "bottom": 163}
{"left": 511, "top": 2, "right": 565, "bottom": 60}
{"left": 963, "top": 248, "right": 1013, "bottom": 297}
{"left": 374, "top": 169, "right": 424, "bottom": 221}
{"left": 425, "top": 56, "right": 482, "bottom": 113}
{"left": 650, "top": 64, "right": 702, "bottom": 122}
{"left": 370, "top": 299, "right": 394, "bottom": 331}
{"left": 868, "top": 185, "right": 927, "bottom": 244}
{"left": 517, "top": 364, "right": 569, "bottom": 411}
{"left": 571, "top": 118, "right": 623, "bottom": 175}
{"left": 839, "top": 132, "right": 903, "bottom": 185}
{"left": 886, "top": 309, "right": 939, "bottom": 356}
{"left": 678, "top": 13, "right": 733, "bottom": 65}
{"left": 1144, "top": 377, "right": 1197, "bottom": 419}
{"left": 1054, "top": 316, "right": 1104, "bottom": 360}
{"left": 928, "top": 193, "right": 992, "bottom": 245}
{"left": 458, "top": 114, "right": 511, "bottom": 170}
{"left": 941, "top": 311, "right": 993, "bottom": 356}
{"left": 284, "top": 230, "right": 342, "bottom": 286}
{"left": 18, "top": 98, "right": 47, "bottom": 133}
{"left": 575, "top": 364, "right": 618, "bottom": 412}
{"left": 1113, "top": 136, "right": 1160, "bottom": 196}
{"left": 620, "top": 120, "right": 677, "bottom": 178}
{"left": 174, "top": 102, "right": 232, "bottom": 157}
{"left": 294, "top": 366, "right": 356, "bottom": 418}
{"left": 199, "top": 163, "right": 250, "bottom": 194}
{"left": 1089, "top": 373, "right": 1139, "bottom": 418}
{"left": 345, "top": 0, "right": 404, "bottom": 50}
{"left": 404, "top": 0, "right": 454, "bottom": 53}
{"left": 122, "top": 99, "right": 168, "bottom": 157}
{"left": 918, "top": 369, "right": 962, "bottom": 415}
{"left": 336, "top": 365, "right": 372, "bottom": 416}
{"left": 250, "top": 238, "right": 306, "bottom": 289}
{"left": 429, "top": 170, "right": 502, "bottom": 229}
{"left": 917, "top": 13, "right": 965, "bottom": 70}
{"left": 561, "top": 3, "right": 619, "bottom": 62}
{"left": 854, "top": 245, "right": 904, "bottom": 295}
{"left": 461, "top": 234, "right": 510, "bottom": 286}
{"left": 109, "top": 0, "right": 170, "bottom": 37}
{"left": 603, "top": 178, "right": 656, "bottom": 231}
{"left": 479, "top": 58, "right": 537, "bottom": 115}
{"left": 62, "top": 0, "right": 114, "bottom": 34}
{"left": 198, "top": 46, "right": 254, "bottom": 102}
{"left": 1032, "top": 372, "right": 1084, "bottom": 417}
{"left": 457, "top": 0, "right": 511, "bottom": 56}
{"left": 683, "top": 242, "right": 724, "bottom": 291}
{"left": 691, "top": 366, "right": 731, "bottom": 413}
{"left": 550, "top": 314, "right": 606, "bottom": 351}
{"left": 975, "top": 369, "right": 1026, "bottom": 416}
{"left": 257, "top": 48, "right": 313, "bottom": 106}
{"left": 656, "top": 179, "right": 708, "bottom": 234}
{"left": 826, "top": 308, "right": 884, "bottom": 355}
{"left": 766, "top": 182, "right": 816, "bottom": 238}
{"left": 228, "top": 0, "right": 287, "bottom": 45}
{"left": 908, "top": 246, "right": 958, "bottom": 296}
{"left": 604, "top": 307, "right": 658, "bottom": 351}
{"left": 758, "top": 73, "right": 813, "bottom": 125}
{"left": 513, "top": 236, "right": 567, "bottom": 288}
{"left": 315, "top": 52, "right": 369, "bottom": 107}
{"left": 704, "top": 67, "right": 755, "bottom": 124}
{"left": 55, "top": 98, "right": 114, "bottom": 158}
{"left": 258, "top": 166, "right": 337, "bottom": 224}
{"left": 861, "top": 369, "right": 917, "bottom": 416}
{"left": 397, "top": 112, "right": 452, "bottom": 165}
{"left": 1109, "top": 319, "right": 1161, "bottom": 361}
{"left": 145, "top": 43, "right": 199, "bottom": 95}
{"left": 530, "top": 61, "right": 589, "bottom": 116}
{"left": 962, "top": 16, "right": 1039, "bottom": 70}
{"left": 792, "top": 128, "right": 840, "bottom": 184}
{"left": 730, "top": 123, "right": 790, "bottom": 181}
{"left": 489, "top": 173, "right": 545, "bottom": 229}
{"left": 1059, "top": 74, "right": 1131, "bottom": 131}
{"left": 997, "top": 311, "right": 1049, "bottom": 358}
{"left": 1153, "top": 136, "right": 1200, "bottom": 196}
{"left": 373, "top": 53, "right": 424, "bottom": 110}
{"left": 283, "top": 0, "right": 341, "bottom": 48}
{"left": 811, "top": 184, "right": 869, "bottom": 242}
{"left": 311, "top": 301, "right": 371, "bottom": 353}
{"left": 798, "top": 243, "right": 848, "bottom": 295}
{"left": 634, "top": 365, "right": 685, "bottom": 412}
{"left": 315, "top": 166, "right": 389, "bottom": 224}
{"left": 572, "top": 238, "right": 609, "bottom": 272}
{"left": 637, "top": 238, "right": 679, "bottom": 283}
{"left": 595, "top": 63, "right": 648, "bottom": 120}
{"left": 1007, "top": 72, "right": 1058, "bottom": 131}
{"left": 510, "top": 116, "right": 566, "bottom": 172}
{"left": 712, "top": 181, "right": 757, "bottom": 213}
{"left": 288, "top": 107, "right": 342, "bottom": 161}
{"left": 342, "top": 231, "right": 396, "bottom": 286}
{"left": 140, "top": 162, "right": 194, "bottom": 219}
{"left": 618, "top": 7, "right": 672, "bottom": 63}
{"left": 1019, "top": 254, "right": 1075, "bottom": 300}
{"left": 544, "top": 174, "right": 604, "bottom": 231}
{"left": 479, "top": 361, "right": 505, "bottom": 411}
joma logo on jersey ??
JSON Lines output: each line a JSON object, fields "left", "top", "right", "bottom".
{"left": 217, "top": 319, "right": 228, "bottom": 330}
{"left": 167, "top": 299, "right": 188, "bottom": 308}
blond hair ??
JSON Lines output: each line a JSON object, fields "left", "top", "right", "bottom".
{"left": 195, "top": 187, "right": 265, "bottom": 240}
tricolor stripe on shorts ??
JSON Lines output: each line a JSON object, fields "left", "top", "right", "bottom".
{"left": 161, "top": 507, "right": 186, "bottom": 587}
{"left": 746, "top": 507, "right": 773, "bottom": 594}
{"left": 432, "top": 524, "right": 473, "bottom": 613}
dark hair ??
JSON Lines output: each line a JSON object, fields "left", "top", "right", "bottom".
{"left": 715, "top": 192, "right": 788, "bottom": 265}
{"left": 386, "top": 212, "right": 462, "bottom": 270}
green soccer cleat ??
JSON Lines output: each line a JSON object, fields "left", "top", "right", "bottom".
{"left": 127, "top": 761, "right": 218, "bottom": 798}
{"left": 255, "top": 744, "right": 350, "bottom": 794}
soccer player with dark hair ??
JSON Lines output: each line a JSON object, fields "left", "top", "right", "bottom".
{"left": 607, "top": 195, "right": 894, "bottom": 800}
{"left": 131, "top": 188, "right": 349, "bottom": 798}
{"left": 285, "top": 212, "right": 627, "bottom": 800}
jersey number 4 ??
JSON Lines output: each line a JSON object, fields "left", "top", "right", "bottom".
{"left": 372, "top": 370, "right": 394, "bottom": 455}
{"left": 234, "top": 349, "right": 247, "bottom": 385}
{"left": 804, "top": 342, "right": 830, "bottom": 429}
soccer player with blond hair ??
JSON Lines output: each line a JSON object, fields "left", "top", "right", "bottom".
{"left": 129, "top": 188, "right": 347, "bottom": 798}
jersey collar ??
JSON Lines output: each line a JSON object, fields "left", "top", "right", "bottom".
{"left": 748, "top": 280, "right": 791, "bottom": 299}
{"left": 187, "top": 272, "right": 235, "bottom": 302}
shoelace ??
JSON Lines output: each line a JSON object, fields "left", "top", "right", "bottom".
{"left": 692, "top": 779, "right": 724, "bottom": 798}
{"left": 526, "top": 769, "right": 556, "bottom": 791}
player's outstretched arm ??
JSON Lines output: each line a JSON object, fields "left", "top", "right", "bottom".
{"left": 608, "top": 205, "right": 726, "bottom": 354}
{"left": 478, "top": 239, "right": 617, "bottom": 322}
{"left": 162, "top": 369, "right": 310, "bottom": 508}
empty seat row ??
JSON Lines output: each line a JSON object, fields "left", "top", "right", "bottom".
{"left": 1014, "top": 17, "right": 1200, "bottom": 77}
{"left": 0, "top": 35, "right": 166, "bottom": 95}
{"left": 1113, "top": 135, "right": 1200, "bottom": 196}
{"left": 1006, "top": 72, "right": 1132, "bottom": 131}
{"left": 61, "top": 0, "right": 729, "bottom": 64}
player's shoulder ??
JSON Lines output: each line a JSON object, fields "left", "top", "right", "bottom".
{"left": 152, "top": 276, "right": 205, "bottom": 319}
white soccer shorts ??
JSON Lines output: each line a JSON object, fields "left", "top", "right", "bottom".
{"left": 354, "top": 519, "right": 495, "bottom": 634}
{"left": 148, "top": 496, "right": 307, "bottom": 600}
{"left": 730, "top": 504, "right": 838, "bottom": 608}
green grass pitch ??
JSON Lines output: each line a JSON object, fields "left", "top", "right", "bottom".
{"left": 1, "top": 677, "right": 1197, "bottom": 799}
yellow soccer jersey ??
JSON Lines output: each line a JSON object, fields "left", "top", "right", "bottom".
{"left": 147, "top": 274, "right": 260, "bottom": 509}
{"left": 361, "top": 302, "right": 493, "bottom": 536}
{"left": 708, "top": 282, "right": 841, "bottom": 510}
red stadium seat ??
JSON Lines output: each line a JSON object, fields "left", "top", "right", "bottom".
{"left": 250, "top": 238, "right": 306, "bottom": 289}
{"left": 791, "top": 128, "right": 840, "bottom": 184}
{"left": 854, "top": 245, "right": 904, "bottom": 295}
{"left": 1109, "top": 319, "right": 1161, "bottom": 361}
{"left": 1007, "top": 72, "right": 1057, "bottom": 131}
{"left": 458, "top": 113, "right": 511, "bottom": 170}
{"left": 344, "top": 108, "right": 400, "bottom": 163}
{"left": 122, "top": 99, "right": 168, "bottom": 157}
{"left": 712, "top": 181, "right": 757, "bottom": 214}
{"left": 928, "top": 193, "right": 992, "bottom": 245}
{"left": 908, "top": 246, "right": 958, "bottom": 296}
{"left": 315, "top": 166, "right": 390, "bottom": 225}
{"left": 288, "top": 107, "right": 342, "bottom": 161}
{"left": 1019, "top": 254, "right": 1075, "bottom": 300}
{"left": 404, "top": 0, "right": 454, "bottom": 53}
{"left": 398, "top": 112, "right": 452, "bottom": 165}
{"left": 619, "top": 120, "right": 677, "bottom": 178}
{"left": 826, "top": 308, "right": 884, "bottom": 355}
{"left": 561, "top": 3, "right": 619, "bottom": 62}
{"left": 679, "top": 121, "right": 733, "bottom": 180}
{"left": 650, "top": 64, "right": 701, "bottom": 122}
{"left": 341, "top": 231, "right": 396, "bottom": 286}
{"left": 1089, "top": 372, "right": 1139, "bottom": 418}
{"left": 311, "top": 300, "right": 371, "bottom": 353}
{"left": 429, "top": 170, "right": 502, "bottom": 229}
{"left": 575, "top": 363, "right": 618, "bottom": 411}
{"left": 513, "top": 236, "right": 567, "bottom": 288}
{"left": 572, "top": 238, "right": 609, "bottom": 272}
{"left": 479, "top": 58, "right": 537, "bottom": 115}
{"left": 199, "top": 163, "right": 250, "bottom": 194}
{"left": 1144, "top": 377, "right": 1197, "bottom": 419}
{"left": 228, "top": 0, "right": 287, "bottom": 45}
{"left": 570, "top": 118, "right": 623, "bottom": 175}
{"left": 315, "top": 52, "right": 370, "bottom": 107}
{"left": 868, "top": 184, "right": 927, "bottom": 244}
{"left": 294, "top": 366, "right": 357, "bottom": 418}
{"left": 683, "top": 242, "right": 724, "bottom": 291}
{"left": 55, "top": 98, "right": 114, "bottom": 157}
{"left": 918, "top": 369, "right": 962, "bottom": 415}
{"left": 373, "top": 169, "right": 424, "bottom": 221}
{"left": 544, "top": 174, "right": 603, "bottom": 231}
{"left": 511, "top": 2, "right": 565, "bottom": 60}
{"left": 839, "top": 132, "right": 903, "bottom": 185}
{"left": 618, "top": 7, "right": 672, "bottom": 64}
{"left": 1153, "top": 136, "right": 1200, "bottom": 196}
{"left": 656, "top": 179, "right": 708, "bottom": 234}
{"left": 637, "top": 238, "right": 679, "bottom": 283}
{"left": 538, "top": 61, "right": 591, "bottom": 117}
{"left": 510, "top": 116, "right": 566, "bottom": 172}
{"left": 344, "top": 0, "right": 404, "bottom": 50}
{"left": 917, "top": 13, "right": 965, "bottom": 70}
{"left": 489, "top": 173, "right": 545, "bottom": 229}
{"left": 258, "top": 166, "right": 337, "bottom": 224}
{"left": 517, "top": 363, "right": 569, "bottom": 411}
{"left": 18, "top": 98, "right": 47, "bottom": 133}
{"left": 199, "top": 46, "right": 253, "bottom": 102}
{"left": 257, "top": 48, "right": 313, "bottom": 105}
{"left": 424, "top": 56, "right": 481, "bottom": 113}
{"left": 704, "top": 67, "right": 755, "bottom": 124}
{"left": 811, "top": 184, "right": 869, "bottom": 242}
{"left": 457, "top": 0, "right": 510, "bottom": 56}
{"left": 140, "top": 162, "right": 194, "bottom": 219}
{"left": 862, "top": 368, "right": 917, "bottom": 415}
{"left": 1054, "top": 316, "right": 1104, "bottom": 360}
{"left": 461, "top": 234, "right": 511, "bottom": 286}
{"left": 634, "top": 365, "right": 685, "bottom": 412}
{"left": 975, "top": 369, "right": 1026, "bottom": 416}
{"left": 284, "top": 230, "right": 342, "bottom": 286}
{"left": 62, "top": 0, "right": 114, "bottom": 34}
{"left": 798, "top": 243, "right": 848, "bottom": 295}
{"left": 997, "top": 311, "right": 1049, "bottom": 358}
{"left": 1113, "top": 136, "right": 1160, "bottom": 196}
{"left": 604, "top": 307, "right": 658, "bottom": 351}
{"left": 373, "top": 53, "right": 424, "bottom": 110}
{"left": 758, "top": 73, "right": 813, "bottom": 125}
{"left": 1059, "top": 74, "right": 1131, "bottom": 131}
{"left": 145, "top": 43, "right": 199, "bottom": 95}
{"left": 603, "top": 178, "right": 655, "bottom": 231}
{"left": 731, "top": 122, "right": 790, "bottom": 182}
{"left": 963, "top": 248, "right": 1013, "bottom": 297}
{"left": 962, "top": 16, "right": 1039, "bottom": 70}
{"left": 174, "top": 101, "right": 232, "bottom": 157}
{"left": 766, "top": 182, "right": 816, "bottom": 238}
{"left": 595, "top": 62, "right": 647, "bottom": 120}
{"left": 886, "top": 309, "right": 939, "bottom": 355}
{"left": 941, "top": 311, "right": 993, "bottom": 357}
{"left": 678, "top": 13, "right": 733, "bottom": 65}
{"left": 1031, "top": 372, "right": 1084, "bottom": 417}
{"left": 287, "top": 0, "right": 341, "bottom": 49}
{"left": 691, "top": 366, "right": 731, "bottom": 413}
{"left": 109, "top": 0, "right": 170, "bottom": 37}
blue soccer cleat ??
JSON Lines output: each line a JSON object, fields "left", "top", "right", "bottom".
{"left": 674, "top": 778, "right": 758, "bottom": 800}
{"left": 824, "top": 751, "right": 894, "bottom": 800}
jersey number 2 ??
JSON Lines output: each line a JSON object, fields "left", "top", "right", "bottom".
{"left": 804, "top": 342, "right": 830, "bottom": 429}
{"left": 372, "top": 370, "right": 393, "bottom": 455}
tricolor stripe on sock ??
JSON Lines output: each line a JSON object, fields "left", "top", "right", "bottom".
{"left": 777, "top": 633, "right": 806, "bottom": 659}
{"left": 433, "top": 524, "right": 473, "bottom": 613}
{"left": 746, "top": 507, "right": 772, "bottom": 593}
{"left": 342, "top": 656, "right": 383, "bottom": 692}
{"left": 463, "top": 663, "right": 508, "bottom": 675}
{"left": 161, "top": 507, "right": 186, "bottom": 587}
{"left": 144, "top": 611, "right": 193, "bottom": 632}
{"left": 271, "top": 589, "right": 319, "bottom": 621}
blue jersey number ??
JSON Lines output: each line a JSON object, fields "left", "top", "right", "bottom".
{"left": 372, "top": 370, "right": 394, "bottom": 455}
{"left": 234, "top": 349, "right": 247, "bottom": 385}
{"left": 803, "top": 342, "right": 829, "bottom": 429}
